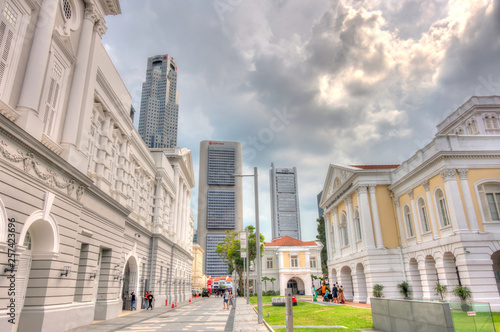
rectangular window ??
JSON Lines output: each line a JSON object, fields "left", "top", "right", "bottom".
{"left": 290, "top": 255, "right": 298, "bottom": 268}
{"left": 266, "top": 257, "right": 273, "bottom": 269}
{"left": 487, "top": 193, "right": 500, "bottom": 221}
{"left": 439, "top": 198, "right": 450, "bottom": 226}
{"left": 310, "top": 257, "right": 316, "bottom": 268}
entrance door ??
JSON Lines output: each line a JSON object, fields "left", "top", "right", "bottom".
{"left": 287, "top": 279, "right": 298, "bottom": 294}
{"left": 122, "top": 264, "right": 131, "bottom": 310}
{"left": 16, "top": 232, "right": 32, "bottom": 332}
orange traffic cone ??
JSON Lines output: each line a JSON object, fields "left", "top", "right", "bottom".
{"left": 165, "top": 299, "right": 168, "bottom": 306}
{"left": 171, "top": 302, "right": 175, "bottom": 309}
{"left": 189, "top": 298, "right": 191, "bottom": 303}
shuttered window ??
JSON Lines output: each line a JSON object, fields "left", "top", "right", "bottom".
{"left": 0, "top": 2, "right": 18, "bottom": 92}
{"left": 41, "top": 60, "right": 63, "bottom": 137}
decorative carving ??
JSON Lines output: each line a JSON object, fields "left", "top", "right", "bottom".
{"left": 407, "top": 190, "right": 414, "bottom": 200}
{"left": 422, "top": 181, "right": 430, "bottom": 192}
{"left": 345, "top": 196, "right": 352, "bottom": 205}
{"left": 368, "top": 185, "right": 376, "bottom": 194}
{"left": 393, "top": 197, "right": 401, "bottom": 208}
{"left": 357, "top": 185, "right": 368, "bottom": 195}
{"left": 457, "top": 168, "right": 469, "bottom": 180}
{"left": 95, "top": 19, "right": 107, "bottom": 37}
{"left": 441, "top": 169, "right": 457, "bottom": 182}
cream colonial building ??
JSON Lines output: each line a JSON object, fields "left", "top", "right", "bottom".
{"left": 191, "top": 243, "right": 207, "bottom": 293}
{"left": 320, "top": 96, "right": 500, "bottom": 310}
{"left": 247, "top": 236, "right": 323, "bottom": 296}
{"left": 0, "top": 0, "right": 195, "bottom": 331}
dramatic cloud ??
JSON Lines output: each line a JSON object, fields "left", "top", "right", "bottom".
{"left": 104, "top": 0, "right": 500, "bottom": 241}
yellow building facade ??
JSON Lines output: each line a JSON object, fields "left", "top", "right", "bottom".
{"left": 191, "top": 243, "right": 206, "bottom": 293}
{"left": 319, "top": 96, "right": 500, "bottom": 310}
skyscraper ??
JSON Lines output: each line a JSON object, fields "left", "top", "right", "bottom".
{"left": 270, "top": 163, "right": 302, "bottom": 240}
{"left": 198, "top": 141, "right": 243, "bottom": 276}
{"left": 138, "top": 54, "right": 179, "bottom": 149}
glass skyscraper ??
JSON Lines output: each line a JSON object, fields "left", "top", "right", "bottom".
{"left": 270, "top": 163, "right": 302, "bottom": 240}
{"left": 138, "top": 54, "right": 179, "bottom": 149}
{"left": 198, "top": 141, "right": 243, "bottom": 276}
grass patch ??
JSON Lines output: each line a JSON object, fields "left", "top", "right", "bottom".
{"left": 274, "top": 329, "right": 361, "bottom": 332}
{"left": 494, "top": 312, "right": 500, "bottom": 331}
{"left": 248, "top": 295, "right": 311, "bottom": 305}
{"left": 450, "top": 310, "right": 498, "bottom": 332}
{"left": 262, "top": 302, "right": 372, "bottom": 330}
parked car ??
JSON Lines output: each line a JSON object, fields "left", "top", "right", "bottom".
{"left": 202, "top": 289, "right": 210, "bottom": 297}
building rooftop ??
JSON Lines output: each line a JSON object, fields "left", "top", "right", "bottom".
{"left": 350, "top": 164, "right": 400, "bottom": 170}
{"left": 265, "top": 236, "right": 317, "bottom": 247}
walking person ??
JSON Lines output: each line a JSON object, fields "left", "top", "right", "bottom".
{"left": 131, "top": 292, "right": 136, "bottom": 311}
{"left": 339, "top": 285, "right": 346, "bottom": 304}
{"left": 143, "top": 291, "right": 149, "bottom": 309}
{"left": 332, "top": 283, "right": 338, "bottom": 304}
{"left": 223, "top": 289, "right": 229, "bottom": 309}
{"left": 147, "top": 292, "right": 155, "bottom": 310}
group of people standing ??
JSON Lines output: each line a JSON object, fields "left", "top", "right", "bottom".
{"left": 222, "top": 290, "right": 235, "bottom": 309}
{"left": 320, "top": 283, "right": 346, "bottom": 304}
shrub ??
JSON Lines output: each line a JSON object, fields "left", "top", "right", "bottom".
{"left": 397, "top": 281, "right": 411, "bottom": 299}
{"left": 452, "top": 285, "right": 472, "bottom": 302}
{"left": 372, "top": 284, "right": 384, "bottom": 298}
{"left": 434, "top": 282, "right": 448, "bottom": 301}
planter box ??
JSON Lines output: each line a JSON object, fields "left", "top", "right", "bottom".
{"left": 371, "top": 298, "right": 454, "bottom": 332}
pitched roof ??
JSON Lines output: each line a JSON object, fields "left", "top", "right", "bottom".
{"left": 264, "top": 236, "right": 317, "bottom": 247}
{"left": 349, "top": 164, "right": 400, "bottom": 170}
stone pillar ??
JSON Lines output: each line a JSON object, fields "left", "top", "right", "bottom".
{"left": 418, "top": 260, "right": 437, "bottom": 300}
{"left": 173, "top": 167, "right": 180, "bottom": 235}
{"left": 441, "top": 169, "right": 469, "bottom": 232}
{"left": 393, "top": 198, "right": 407, "bottom": 246}
{"left": 279, "top": 252, "right": 284, "bottom": 268}
{"left": 16, "top": 0, "right": 59, "bottom": 138}
{"left": 345, "top": 197, "right": 357, "bottom": 252}
{"left": 408, "top": 190, "right": 422, "bottom": 244}
{"left": 332, "top": 208, "right": 342, "bottom": 256}
{"left": 368, "top": 185, "right": 384, "bottom": 248}
{"left": 61, "top": 3, "right": 99, "bottom": 147}
{"left": 423, "top": 181, "right": 438, "bottom": 239}
{"left": 457, "top": 169, "right": 480, "bottom": 232}
{"left": 357, "top": 186, "right": 375, "bottom": 249}
{"left": 324, "top": 214, "right": 333, "bottom": 261}
{"left": 434, "top": 256, "right": 459, "bottom": 301}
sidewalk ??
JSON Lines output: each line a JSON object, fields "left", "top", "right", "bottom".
{"left": 233, "top": 297, "right": 272, "bottom": 332}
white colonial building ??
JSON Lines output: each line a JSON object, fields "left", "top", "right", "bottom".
{"left": 0, "top": 0, "right": 195, "bottom": 331}
{"left": 247, "top": 236, "right": 323, "bottom": 296}
{"left": 320, "top": 96, "right": 500, "bottom": 310}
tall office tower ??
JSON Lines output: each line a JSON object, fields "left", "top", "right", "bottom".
{"left": 138, "top": 54, "right": 179, "bottom": 149}
{"left": 270, "top": 163, "right": 302, "bottom": 240}
{"left": 198, "top": 141, "right": 243, "bottom": 276}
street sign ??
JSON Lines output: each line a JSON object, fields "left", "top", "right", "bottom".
{"left": 240, "top": 232, "right": 247, "bottom": 258}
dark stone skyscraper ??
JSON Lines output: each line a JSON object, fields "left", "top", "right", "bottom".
{"left": 138, "top": 54, "right": 179, "bottom": 149}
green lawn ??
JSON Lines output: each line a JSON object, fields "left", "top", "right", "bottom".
{"left": 248, "top": 295, "right": 310, "bottom": 305}
{"left": 494, "top": 312, "right": 500, "bottom": 331}
{"left": 274, "top": 329, "right": 361, "bottom": 332}
{"left": 261, "top": 302, "right": 373, "bottom": 330}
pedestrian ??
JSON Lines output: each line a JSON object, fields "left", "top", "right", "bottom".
{"left": 223, "top": 289, "right": 229, "bottom": 309}
{"left": 332, "top": 283, "right": 338, "bottom": 304}
{"left": 143, "top": 291, "right": 149, "bottom": 309}
{"left": 228, "top": 291, "right": 235, "bottom": 309}
{"left": 131, "top": 292, "right": 136, "bottom": 311}
{"left": 147, "top": 292, "right": 155, "bottom": 310}
{"left": 339, "top": 285, "right": 346, "bottom": 304}
{"left": 323, "top": 289, "right": 329, "bottom": 302}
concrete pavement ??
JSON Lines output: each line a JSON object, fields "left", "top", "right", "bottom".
{"left": 233, "top": 297, "right": 271, "bottom": 332}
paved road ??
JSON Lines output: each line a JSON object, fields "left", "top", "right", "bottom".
{"left": 70, "top": 297, "right": 235, "bottom": 332}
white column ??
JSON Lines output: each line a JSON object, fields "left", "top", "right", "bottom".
{"left": 408, "top": 190, "right": 422, "bottom": 244}
{"left": 332, "top": 208, "right": 342, "bottom": 255}
{"left": 368, "top": 185, "right": 384, "bottom": 248}
{"left": 61, "top": 4, "right": 99, "bottom": 146}
{"left": 345, "top": 197, "right": 357, "bottom": 252}
{"left": 457, "top": 169, "right": 480, "bottom": 232}
{"left": 279, "top": 252, "right": 284, "bottom": 268}
{"left": 422, "top": 181, "right": 438, "bottom": 239}
{"left": 16, "top": 0, "right": 59, "bottom": 138}
{"left": 393, "top": 198, "right": 407, "bottom": 246}
{"left": 324, "top": 214, "right": 333, "bottom": 261}
{"left": 173, "top": 168, "right": 180, "bottom": 235}
{"left": 358, "top": 186, "right": 375, "bottom": 249}
{"left": 441, "top": 169, "right": 469, "bottom": 232}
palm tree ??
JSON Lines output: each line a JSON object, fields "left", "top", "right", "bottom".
{"left": 270, "top": 277, "right": 276, "bottom": 292}
{"left": 262, "top": 276, "right": 270, "bottom": 292}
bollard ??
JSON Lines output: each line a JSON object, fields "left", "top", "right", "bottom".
{"left": 172, "top": 302, "right": 175, "bottom": 309}
{"left": 189, "top": 298, "right": 191, "bottom": 303}
{"left": 175, "top": 300, "right": 177, "bottom": 308}
{"left": 285, "top": 288, "right": 293, "bottom": 332}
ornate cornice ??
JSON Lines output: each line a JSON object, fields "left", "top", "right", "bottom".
{"left": 84, "top": 3, "right": 99, "bottom": 23}
{"left": 422, "top": 181, "right": 430, "bottom": 192}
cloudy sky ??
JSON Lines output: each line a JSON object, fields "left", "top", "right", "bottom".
{"left": 103, "top": 0, "right": 500, "bottom": 242}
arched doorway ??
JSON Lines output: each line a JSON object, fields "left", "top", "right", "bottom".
{"left": 420, "top": 255, "right": 438, "bottom": 300}
{"left": 121, "top": 257, "right": 138, "bottom": 310}
{"left": 340, "top": 266, "right": 354, "bottom": 301}
{"left": 355, "top": 263, "right": 368, "bottom": 303}
{"left": 491, "top": 251, "right": 500, "bottom": 296}
{"left": 18, "top": 213, "right": 60, "bottom": 332}
{"left": 408, "top": 258, "right": 423, "bottom": 299}
{"left": 286, "top": 277, "right": 305, "bottom": 295}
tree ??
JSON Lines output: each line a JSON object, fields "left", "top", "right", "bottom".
{"left": 270, "top": 277, "right": 276, "bottom": 291}
{"left": 215, "top": 225, "right": 265, "bottom": 296}
{"left": 434, "top": 282, "right": 448, "bottom": 301}
{"left": 262, "top": 276, "right": 270, "bottom": 291}
{"left": 397, "top": 281, "right": 411, "bottom": 299}
{"left": 373, "top": 284, "right": 384, "bottom": 298}
{"left": 316, "top": 216, "right": 328, "bottom": 275}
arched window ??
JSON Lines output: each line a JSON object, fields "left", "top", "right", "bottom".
{"left": 403, "top": 205, "right": 414, "bottom": 238}
{"left": 484, "top": 116, "right": 492, "bottom": 129}
{"left": 354, "top": 208, "right": 362, "bottom": 241}
{"left": 435, "top": 188, "right": 450, "bottom": 227}
{"left": 417, "top": 197, "right": 431, "bottom": 233}
{"left": 477, "top": 182, "right": 500, "bottom": 222}
{"left": 492, "top": 115, "right": 499, "bottom": 129}
{"left": 23, "top": 230, "right": 32, "bottom": 250}
{"left": 471, "top": 119, "right": 479, "bottom": 134}
{"left": 340, "top": 212, "right": 349, "bottom": 247}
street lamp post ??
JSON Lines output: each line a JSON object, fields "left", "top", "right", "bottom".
{"left": 232, "top": 167, "right": 263, "bottom": 323}
{"left": 246, "top": 226, "right": 249, "bottom": 304}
